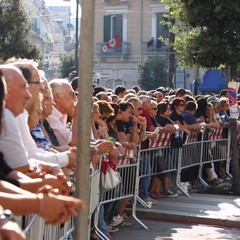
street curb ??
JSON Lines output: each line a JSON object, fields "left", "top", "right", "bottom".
{"left": 136, "top": 208, "right": 240, "bottom": 228}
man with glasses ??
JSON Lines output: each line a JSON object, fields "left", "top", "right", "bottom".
{"left": 1, "top": 61, "right": 77, "bottom": 173}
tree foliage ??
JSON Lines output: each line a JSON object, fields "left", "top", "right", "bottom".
{"left": 163, "top": 0, "right": 240, "bottom": 194}
{"left": 163, "top": 0, "right": 240, "bottom": 79}
{"left": 58, "top": 52, "right": 75, "bottom": 78}
{"left": 0, "top": 0, "right": 41, "bottom": 62}
{"left": 138, "top": 56, "right": 168, "bottom": 90}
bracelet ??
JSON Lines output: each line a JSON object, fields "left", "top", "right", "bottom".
{"left": 36, "top": 194, "right": 43, "bottom": 214}
{"left": 0, "top": 210, "right": 16, "bottom": 222}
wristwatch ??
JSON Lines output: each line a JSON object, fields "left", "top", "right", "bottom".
{"left": 93, "top": 146, "right": 99, "bottom": 155}
{"left": 0, "top": 210, "right": 15, "bottom": 221}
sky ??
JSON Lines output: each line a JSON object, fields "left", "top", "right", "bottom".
{"left": 44, "top": 0, "right": 81, "bottom": 19}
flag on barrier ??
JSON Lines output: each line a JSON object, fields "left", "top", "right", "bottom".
{"left": 149, "top": 132, "right": 171, "bottom": 148}
{"left": 186, "top": 132, "right": 198, "bottom": 143}
{"left": 208, "top": 128, "right": 223, "bottom": 140}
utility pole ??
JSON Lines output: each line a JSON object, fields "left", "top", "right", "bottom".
{"left": 74, "top": 0, "right": 95, "bottom": 239}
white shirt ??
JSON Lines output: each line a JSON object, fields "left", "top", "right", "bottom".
{"left": 16, "top": 110, "right": 69, "bottom": 168}
{"left": 0, "top": 108, "right": 29, "bottom": 169}
{"left": 46, "top": 107, "right": 72, "bottom": 146}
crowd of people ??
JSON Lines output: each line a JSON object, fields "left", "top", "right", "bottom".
{"left": 0, "top": 57, "right": 234, "bottom": 240}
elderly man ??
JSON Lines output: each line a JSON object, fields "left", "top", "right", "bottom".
{"left": 0, "top": 65, "right": 76, "bottom": 175}
{"left": 47, "top": 79, "right": 77, "bottom": 146}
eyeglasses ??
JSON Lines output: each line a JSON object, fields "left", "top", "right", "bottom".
{"left": 28, "top": 80, "right": 43, "bottom": 85}
{"left": 69, "top": 91, "right": 79, "bottom": 97}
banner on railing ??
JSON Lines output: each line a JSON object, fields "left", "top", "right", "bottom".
{"left": 149, "top": 132, "right": 171, "bottom": 148}
{"left": 208, "top": 128, "right": 223, "bottom": 140}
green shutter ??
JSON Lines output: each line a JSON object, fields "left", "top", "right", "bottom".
{"left": 104, "top": 15, "right": 111, "bottom": 42}
{"left": 115, "top": 14, "right": 122, "bottom": 42}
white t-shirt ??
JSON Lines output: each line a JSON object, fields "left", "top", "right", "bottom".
{"left": 0, "top": 108, "right": 29, "bottom": 169}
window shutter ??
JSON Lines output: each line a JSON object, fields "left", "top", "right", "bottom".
{"left": 104, "top": 15, "right": 111, "bottom": 42}
{"left": 115, "top": 14, "right": 123, "bottom": 42}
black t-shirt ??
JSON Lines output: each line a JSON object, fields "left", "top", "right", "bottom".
{"left": 116, "top": 120, "right": 127, "bottom": 133}
{"left": 151, "top": 116, "right": 158, "bottom": 128}
{"left": 169, "top": 110, "right": 184, "bottom": 125}
{"left": 156, "top": 115, "right": 171, "bottom": 127}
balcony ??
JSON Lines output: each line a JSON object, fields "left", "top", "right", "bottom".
{"left": 141, "top": 41, "right": 169, "bottom": 57}
{"left": 96, "top": 42, "right": 131, "bottom": 56}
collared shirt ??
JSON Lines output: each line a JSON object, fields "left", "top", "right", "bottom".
{"left": 16, "top": 110, "right": 69, "bottom": 168}
{"left": 46, "top": 107, "right": 72, "bottom": 146}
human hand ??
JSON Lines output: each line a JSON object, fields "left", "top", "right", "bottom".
{"left": 37, "top": 192, "right": 85, "bottom": 225}
{"left": 66, "top": 149, "right": 77, "bottom": 170}
{"left": 96, "top": 141, "right": 114, "bottom": 155}
{"left": 0, "top": 219, "right": 26, "bottom": 240}
{"left": 138, "top": 116, "right": 147, "bottom": 128}
{"left": 26, "top": 163, "right": 45, "bottom": 179}
{"left": 43, "top": 174, "right": 72, "bottom": 195}
{"left": 164, "top": 125, "right": 175, "bottom": 134}
{"left": 116, "top": 143, "right": 125, "bottom": 156}
{"left": 97, "top": 127, "right": 108, "bottom": 139}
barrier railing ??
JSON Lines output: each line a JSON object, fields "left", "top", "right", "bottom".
{"left": 94, "top": 152, "right": 148, "bottom": 240}
{"left": 22, "top": 127, "right": 233, "bottom": 239}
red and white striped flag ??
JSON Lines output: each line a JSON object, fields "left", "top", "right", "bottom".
{"left": 149, "top": 132, "right": 171, "bottom": 148}
{"left": 208, "top": 128, "right": 223, "bottom": 140}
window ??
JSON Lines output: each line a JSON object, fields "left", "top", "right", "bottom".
{"left": 156, "top": 12, "right": 169, "bottom": 40}
{"left": 150, "top": 4, "right": 169, "bottom": 43}
{"left": 103, "top": 14, "right": 123, "bottom": 42}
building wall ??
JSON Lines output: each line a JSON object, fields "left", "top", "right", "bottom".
{"left": 93, "top": 0, "right": 173, "bottom": 89}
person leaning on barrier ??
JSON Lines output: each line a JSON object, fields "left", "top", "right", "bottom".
{"left": 32, "top": 77, "right": 71, "bottom": 152}
{"left": 0, "top": 70, "right": 72, "bottom": 195}
{"left": 0, "top": 66, "right": 85, "bottom": 226}
{"left": 0, "top": 65, "right": 77, "bottom": 176}
{"left": 0, "top": 180, "right": 85, "bottom": 225}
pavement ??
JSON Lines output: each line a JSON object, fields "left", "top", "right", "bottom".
{"left": 112, "top": 193, "right": 240, "bottom": 240}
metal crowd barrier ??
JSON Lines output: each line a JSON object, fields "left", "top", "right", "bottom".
{"left": 94, "top": 153, "right": 148, "bottom": 240}
{"left": 22, "top": 127, "right": 233, "bottom": 239}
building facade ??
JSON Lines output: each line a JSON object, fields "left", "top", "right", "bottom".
{"left": 22, "top": 0, "right": 75, "bottom": 79}
{"left": 94, "top": 0, "right": 171, "bottom": 89}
